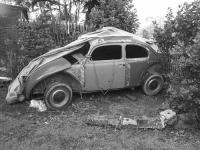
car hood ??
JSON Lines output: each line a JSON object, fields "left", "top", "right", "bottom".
{"left": 6, "top": 38, "right": 91, "bottom": 104}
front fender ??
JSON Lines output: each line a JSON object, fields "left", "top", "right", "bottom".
{"left": 25, "top": 57, "right": 71, "bottom": 99}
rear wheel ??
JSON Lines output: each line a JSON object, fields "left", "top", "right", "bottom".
{"left": 44, "top": 82, "right": 72, "bottom": 110}
{"left": 142, "top": 74, "right": 164, "bottom": 96}
{"left": 195, "top": 107, "right": 200, "bottom": 123}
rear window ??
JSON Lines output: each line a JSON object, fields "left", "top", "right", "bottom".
{"left": 126, "top": 45, "right": 148, "bottom": 59}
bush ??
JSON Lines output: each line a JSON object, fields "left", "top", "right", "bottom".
{"left": 153, "top": 0, "right": 200, "bottom": 117}
{"left": 7, "top": 21, "right": 79, "bottom": 78}
{"left": 166, "top": 32, "right": 200, "bottom": 114}
{"left": 153, "top": 0, "right": 200, "bottom": 53}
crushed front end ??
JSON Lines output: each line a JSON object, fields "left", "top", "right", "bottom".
{"left": 6, "top": 58, "right": 42, "bottom": 104}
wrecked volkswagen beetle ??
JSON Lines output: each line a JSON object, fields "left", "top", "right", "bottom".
{"left": 6, "top": 27, "right": 164, "bottom": 110}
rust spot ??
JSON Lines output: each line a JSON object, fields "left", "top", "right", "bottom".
{"left": 125, "top": 63, "right": 130, "bottom": 86}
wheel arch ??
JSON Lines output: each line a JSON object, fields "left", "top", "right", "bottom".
{"left": 27, "top": 71, "right": 82, "bottom": 99}
{"left": 140, "top": 62, "right": 163, "bottom": 85}
{"left": 24, "top": 57, "right": 82, "bottom": 99}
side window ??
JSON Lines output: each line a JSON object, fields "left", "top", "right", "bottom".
{"left": 126, "top": 45, "right": 148, "bottom": 59}
{"left": 91, "top": 45, "right": 122, "bottom": 61}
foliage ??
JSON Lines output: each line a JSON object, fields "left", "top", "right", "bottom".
{"left": 153, "top": 0, "right": 200, "bottom": 115}
{"left": 153, "top": 0, "right": 200, "bottom": 53}
{"left": 142, "top": 29, "right": 150, "bottom": 39}
{"left": 7, "top": 20, "right": 78, "bottom": 77}
{"left": 174, "top": 0, "right": 200, "bottom": 46}
{"left": 87, "top": 0, "right": 139, "bottom": 33}
{"left": 166, "top": 31, "right": 200, "bottom": 113}
{"left": 17, "top": 22, "right": 56, "bottom": 58}
{"left": 2, "top": 0, "right": 139, "bottom": 78}
{"left": 153, "top": 8, "right": 177, "bottom": 53}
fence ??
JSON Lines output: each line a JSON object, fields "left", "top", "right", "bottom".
{"left": 161, "top": 53, "right": 187, "bottom": 77}
{"left": 50, "top": 23, "right": 89, "bottom": 46}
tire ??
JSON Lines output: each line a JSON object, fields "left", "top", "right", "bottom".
{"left": 142, "top": 74, "right": 164, "bottom": 96}
{"left": 195, "top": 107, "right": 200, "bottom": 123}
{"left": 44, "top": 82, "right": 72, "bottom": 110}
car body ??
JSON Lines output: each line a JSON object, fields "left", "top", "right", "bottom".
{"left": 6, "top": 27, "right": 164, "bottom": 110}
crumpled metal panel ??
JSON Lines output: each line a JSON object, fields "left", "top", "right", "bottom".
{"left": 67, "top": 58, "right": 86, "bottom": 86}
{"left": 6, "top": 43, "right": 87, "bottom": 104}
{"left": 79, "top": 27, "right": 150, "bottom": 44}
{"left": 125, "top": 63, "right": 131, "bottom": 86}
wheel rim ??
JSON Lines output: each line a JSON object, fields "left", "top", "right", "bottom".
{"left": 195, "top": 108, "right": 200, "bottom": 122}
{"left": 146, "top": 77, "right": 162, "bottom": 94}
{"left": 148, "top": 79, "right": 159, "bottom": 91}
{"left": 50, "top": 87, "right": 70, "bottom": 108}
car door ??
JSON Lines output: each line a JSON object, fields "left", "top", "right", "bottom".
{"left": 125, "top": 44, "right": 149, "bottom": 86}
{"left": 84, "top": 44, "right": 126, "bottom": 91}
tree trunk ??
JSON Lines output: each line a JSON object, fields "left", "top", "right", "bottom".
{"left": 64, "top": 1, "right": 68, "bottom": 35}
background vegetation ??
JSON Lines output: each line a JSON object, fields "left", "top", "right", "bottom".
{"left": 153, "top": 0, "right": 200, "bottom": 116}
{"left": 0, "top": 0, "right": 139, "bottom": 77}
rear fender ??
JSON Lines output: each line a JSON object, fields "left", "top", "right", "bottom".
{"left": 140, "top": 63, "right": 163, "bottom": 85}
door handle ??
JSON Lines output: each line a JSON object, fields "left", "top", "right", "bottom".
{"left": 118, "top": 63, "right": 125, "bottom": 66}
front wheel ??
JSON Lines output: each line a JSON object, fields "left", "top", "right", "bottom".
{"left": 44, "top": 82, "right": 72, "bottom": 110}
{"left": 142, "top": 74, "right": 164, "bottom": 96}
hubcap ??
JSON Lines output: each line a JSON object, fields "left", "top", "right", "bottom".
{"left": 52, "top": 90, "right": 66, "bottom": 104}
{"left": 148, "top": 79, "right": 159, "bottom": 91}
{"left": 50, "top": 89, "right": 70, "bottom": 108}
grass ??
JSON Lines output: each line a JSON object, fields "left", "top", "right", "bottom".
{"left": 0, "top": 87, "right": 200, "bottom": 150}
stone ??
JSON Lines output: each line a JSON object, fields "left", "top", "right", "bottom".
{"left": 85, "top": 110, "right": 176, "bottom": 129}
{"left": 29, "top": 100, "right": 47, "bottom": 112}
{"left": 160, "top": 109, "right": 176, "bottom": 128}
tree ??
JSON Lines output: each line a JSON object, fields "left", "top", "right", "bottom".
{"left": 87, "top": 0, "right": 139, "bottom": 33}
{"left": 83, "top": 0, "right": 99, "bottom": 25}
{"left": 174, "top": 0, "right": 200, "bottom": 46}
{"left": 142, "top": 29, "right": 150, "bottom": 39}
{"left": 154, "top": 1, "right": 200, "bottom": 117}
{"left": 14, "top": 0, "right": 80, "bottom": 34}
{"left": 153, "top": 1, "right": 200, "bottom": 53}
{"left": 153, "top": 8, "right": 177, "bottom": 53}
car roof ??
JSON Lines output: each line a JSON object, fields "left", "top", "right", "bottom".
{"left": 47, "top": 27, "right": 155, "bottom": 54}
{"left": 78, "top": 27, "right": 152, "bottom": 46}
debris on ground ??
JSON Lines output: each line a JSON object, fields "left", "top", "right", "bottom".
{"left": 29, "top": 100, "right": 47, "bottom": 112}
{"left": 0, "top": 76, "right": 12, "bottom": 87}
{"left": 86, "top": 115, "right": 121, "bottom": 128}
{"left": 174, "top": 112, "right": 198, "bottom": 129}
{"left": 160, "top": 109, "right": 176, "bottom": 127}
{"left": 122, "top": 117, "right": 137, "bottom": 125}
{"left": 85, "top": 109, "right": 176, "bottom": 129}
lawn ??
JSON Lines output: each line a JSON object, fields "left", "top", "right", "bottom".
{"left": 0, "top": 87, "right": 200, "bottom": 150}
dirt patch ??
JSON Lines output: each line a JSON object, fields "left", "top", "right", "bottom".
{"left": 0, "top": 87, "right": 200, "bottom": 150}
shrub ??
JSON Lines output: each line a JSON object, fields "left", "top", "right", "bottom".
{"left": 7, "top": 21, "right": 79, "bottom": 78}
{"left": 166, "top": 32, "right": 200, "bottom": 114}
{"left": 153, "top": 0, "right": 200, "bottom": 116}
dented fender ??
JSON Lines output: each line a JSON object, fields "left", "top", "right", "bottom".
{"left": 25, "top": 57, "right": 71, "bottom": 99}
